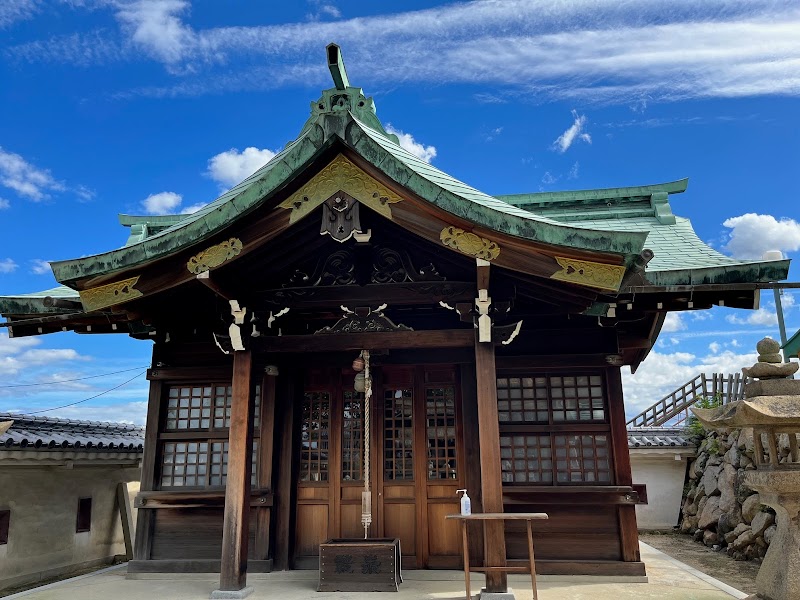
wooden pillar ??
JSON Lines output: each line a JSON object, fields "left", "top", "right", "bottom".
{"left": 274, "top": 368, "right": 299, "bottom": 570}
{"left": 606, "top": 366, "right": 641, "bottom": 563}
{"left": 475, "top": 335, "right": 507, "bottom": 592}
{"left": 133, "top": 377, "right": 162, "bottom": 561}
{"left": 217, "top": 350, "right": 255, "bottom": 594}
{"left": 254, "top": 370, "right": 277, "bottom": 561}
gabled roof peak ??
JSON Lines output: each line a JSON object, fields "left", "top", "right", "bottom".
{"left": 299, "top": 44, "right": 399, "bottom": 144}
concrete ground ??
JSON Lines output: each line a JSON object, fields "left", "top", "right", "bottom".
{"left": 4, "top": 542, "right": 746, "bottom": 600}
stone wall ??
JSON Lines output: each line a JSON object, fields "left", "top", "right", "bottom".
{"left": 680, "top": 428, "right": 776, "bottom": 561}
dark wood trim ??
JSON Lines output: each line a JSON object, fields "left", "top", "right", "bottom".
{"left": 255, "top": 329, "right": 474, "bottom": 353}
{"left": 147, "top": 367, "right": 232, "bottom": 381}
{"left": 503, "top": 486, "right": 639, "bottom": 505}
{"left": 459, "top": 363, "right": 484, "bottom": 567}
{"left": 509, "top": 559, "right": 647, "bottom": 577}
{"left": 474, "top": 335, "right": 507, "bottom": 592}
{"left": 496, "top": 355, "right": 614, "bottom": 369}
{"left": 133, "top": 375, "right": 162, "bottom": 561}
{"left": 606, "top": 366, "right": 640, "bottom": 563}
{"left": 127, "top": 559, "right": 273, "bottom": 574}
{"left": 135, "top": 490, "right": 273, "bottom": 509}
{"left": 255, "top": 371, "right": 277, "bottom": 560}
{"left": 274, "top": 368, "right": 299, "bottom": 570}
{"left": 218, "top": 350, "right": 255, "bottom": 591}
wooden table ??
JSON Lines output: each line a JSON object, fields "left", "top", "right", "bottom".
{"left": 446, "top": 513, "right": 549, "bottom": 600}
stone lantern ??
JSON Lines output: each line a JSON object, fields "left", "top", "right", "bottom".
{"left": 693, "top": 338, "right": 800, "bottom": 600}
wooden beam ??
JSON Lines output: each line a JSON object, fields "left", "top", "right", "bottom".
{"left": 117, "top": 482, "right": 134, "bottom": 560}
{"left": 133, "top": 377, "right": 162, "bottom": 561}
{"left": 474, "top": 333, "right": 507, "bottom": 593}
{"left": 255, "top": 369, "right": 278, "bottom": 560}
{"left": 274, "top": 369, "right": 298, "bottom": 570}
{"left": 606, "top": 366, "right": 640, "bottom": 563}
{"left": 255, "top": 329, "right": 474, "bottom": 353}
{"left": 218, "top": 350, "right": 255, "bottom": 594}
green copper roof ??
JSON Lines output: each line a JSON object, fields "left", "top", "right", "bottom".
{"left": 507, "top": 189, "right": 790, "bottom": 285}
{"left": 0, "top": 285, "right": 80, "bottom": 315}
{"left": 50, "top": 92, "right": 652, "bottom": 285}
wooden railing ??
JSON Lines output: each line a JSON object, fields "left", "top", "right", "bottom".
{"left": 626, "top": 373, "right": 747, "bottom": 428}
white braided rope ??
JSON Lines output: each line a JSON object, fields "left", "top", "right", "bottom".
{"left": 362, "top": 350, "right": 372, "bottom": 537}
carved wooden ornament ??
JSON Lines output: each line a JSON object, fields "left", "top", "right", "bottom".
{"left": 439, "top": 227, "right": 500, "bottom": 261}
{"left": 187, "top": 238, "right": 243, "bottom": 274}
{"left": 550, "top": 257, "right": 626, "bottom": 291}
{"left": 79, "top": 276, "right": 143, "bottom": 311}
{"left": 279, "top": 155, "right": 402, "bottom": 223}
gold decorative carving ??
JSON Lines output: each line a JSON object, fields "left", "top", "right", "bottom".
{"left": 279, "top": 154, "right": 403, "bottom": 223}
{"left": 187, "top": 238, "right": 243, "bottom": 274}
{"left": 439, "top": 226, "right": 500, "bottom": 260}
{"left": 550, "top": 257, "right": 626, "bottom": 291}
{"left": 79, "top": 276, "right": 143, "bottom": 311}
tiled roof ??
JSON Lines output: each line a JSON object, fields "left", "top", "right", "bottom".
{"left": 628, "top": 427, "right": 695, "bottom": 448}
{"left": 0, "top": 412, "right": 144, "bottom": 452}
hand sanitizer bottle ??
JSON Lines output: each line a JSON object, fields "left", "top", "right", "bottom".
{"left": 457, "top": 489, "right": 471, "bottom": 516}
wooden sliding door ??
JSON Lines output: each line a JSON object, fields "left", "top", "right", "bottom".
{"left": 294, "top": 364, "right": 464, "bottom": 569}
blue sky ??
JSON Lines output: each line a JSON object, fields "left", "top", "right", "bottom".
{"left": 1, "top": 0, "right": 799, "bottom": 424}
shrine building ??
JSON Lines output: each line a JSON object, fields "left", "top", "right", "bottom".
{"left": 0, "top": 45, "right": 790, "bottom": 597}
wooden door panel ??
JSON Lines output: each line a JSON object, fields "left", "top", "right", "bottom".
{"left": 383, "top": 503, "right": 416, "bottom": 557}
{"left": 295, "top": 504, "right": 328, "bottom": 556}
{"left": 426, "top": 502, "right": 461, "bottom": 556}
{"left": 340, "top": 503, "right": 364, "bottom": 538}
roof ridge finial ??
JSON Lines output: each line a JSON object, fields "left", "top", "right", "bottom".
{"left": 327, "top": 43, "right": 349, "bottom": 90}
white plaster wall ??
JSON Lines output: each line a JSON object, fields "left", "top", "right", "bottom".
{"left": 630, "top": 452, "right": 691, "bottom": 530}
{"left": 0, "top": 465, "right": 140, "bottom": 592}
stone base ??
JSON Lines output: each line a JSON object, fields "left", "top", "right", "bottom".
{"left": 210, "top": 586, "right": 254, "bottom": 599}
{"left": 478, "top": 587, "right": 516, "bottom": 600}
{"left": 745, "top": 379, "right": 800, "bottom": 398}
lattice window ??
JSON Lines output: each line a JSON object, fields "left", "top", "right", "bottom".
{"left": 160, "top": 440, "right": 258, "bottom": 488}
{"left": 554, "top": 434, "right": 611, "bottom": 483}
{"left": 164, "top": 384, "right": 261, "bottom": 430}
{"left": 426, "top": 386, "right": 457, "bottom": 480}
{"left": 161, "top": 441, "right": 209, "bottom": 487}
{"left": 500, "top": 435, "right": 553, "bottom": 484}
{"left": 384, "top": 388, "right": 414, "bottom": 480}
{"left": 550, "top": 376, "right": 605, "bottom": 422}
{"left": 496, "top": 374, "right": 606, "bottom": 423}
{"left": 300, "top": 392, "right": 331, "bottom": 482}
{"left": 497, "top": 377, "right": 548, "bottom": 423}
{"left": 342, "top": 391, "right": 365, "bottom": 482}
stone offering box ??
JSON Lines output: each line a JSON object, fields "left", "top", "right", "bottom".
{"left": 318, "top": 538, "right": 402, "bottom": 592}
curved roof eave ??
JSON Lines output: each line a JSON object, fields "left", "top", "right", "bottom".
{"left": 345, "top": 117, "right": 649, "bottom": 258}
{"left": 50, "top": 114, "right": 651, "bottom": 286}
{"left": 50, "top": 123, "right": 329, "bottom": 285}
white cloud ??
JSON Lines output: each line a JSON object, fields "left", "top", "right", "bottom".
{"left": 0, "top": 198, "right": 9, "bottom": 209}
{"left": 206, "top": 147, "right": 277, "bottom": 188}
{"left": 541, "top": 171, "right": 557, "bottom": 185}
{"left": 307, "top": 1, "right": 341, "bottom": 21}
{"left": 115, "top": 0, "right": 194, "bottom": 65}
{"left": 722, "top": 213, "right": 800, "bottom": 259}
{"left": 726, "top": 308, "right": 778, "bottom": 326}
{"left": 182, "top": 202, "right": 208, "bottom": 214}
{"left": 661, "top": 312, "right": 686, "bottom": 332}
{"left": 29, "top": 258, "right": 51, "bottom": 275}
{"left": 12, "top": 1, "right": 800, "bottom": 104}
{"left": 691, "top": 311, "right": 713, "bottom": 321}
{"left": 0, "top": 0, "right": 39, "bottom": 28}
{"left": 709, "top": 341, "right": 721, "bottom": 353}
{"left": 568, "top": 161, "right": 579, "bottom": 179}
{"left": 44, "top": 401, "right": 148, "bottom": 426}
{"left": 0, "top": 258, "right": 18, "bottom": 273}
{"left": 385, "top": 124, "right": 437, "bottom": 163}
{"left": 485, "top": 126, "right": 503, "bottom": 142}
{"left": 74, "top": 184, "right": 95, "bottom": 202}
{"left": 0, "top": 333, "right": 90, "bottom": 378}
{"left": 0, "top": 147, "right": 65, "bottom": 201}
{"left": 141, "top": 191, "right": 182, "bottom": 215}
{"left": 552, "top": 110, "right": 591, "bottom": 153}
